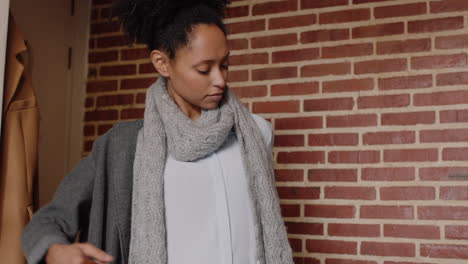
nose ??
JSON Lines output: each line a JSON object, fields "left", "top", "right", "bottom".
{"left": 212, "top": 66, "right": 227, "bottom": 90}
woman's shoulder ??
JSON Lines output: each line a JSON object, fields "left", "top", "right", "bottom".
{"left": 250, "top": 113, "right": 273, "bottom": 147}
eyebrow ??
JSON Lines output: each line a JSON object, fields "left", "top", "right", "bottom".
{"left": 193, "top": 52, "right": 230, "bottom": 67}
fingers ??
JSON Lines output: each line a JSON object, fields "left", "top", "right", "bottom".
{"left": 77, "top": 243, "right": 114, "bottom": 263}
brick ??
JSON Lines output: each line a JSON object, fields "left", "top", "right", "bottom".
{"left": 421, "top": 128, "right": 468, "bottom": 143}
{"left": 304, "top": 98, "right": 354, "bottom": 112}
{"left": 271, "top": 82, "right": 319, "bottom": 96}
{"left": 136, "top": 93, "right": 145, "bottom": 104}
{"left": 227, "top": 38, "right": 248, "bottom": 51}
{"left": 377, "top": 38, "right": 431, "bottom": 55}
{"left": 415, "top": 90, "right": 468, "bottom": 106}
{"left": 251, "top": 33, "right": 297, "bottom": 49}
{"left": 355, "top": 59, "right": 406, "bottom": 74}
{"left": 252, "top": 0, "right": 297, "bottom": 15}
{"left": 231, "top": 85, "right": 267, "bottom": 98}
{"left": 380, "top": 186, "right": 435, "bottom": 200}
{"left": 252, "top": 67, "right": 297, "bottom": 81}
{"left": 274, "top": 135, "right": 305, "bottom": 147}
{"left": 121, "top": 48, "right": 149, "bottom": 61}
{"left": 88, "top": 50, "right": 118, "bottom": 63}
{"left": 329, "top": 224, "right": 380, "bottom": 237}
{"left": 323, "top": 78, "right": 374, "bottom": 93}
{"left": 306, "top": 239, "right": 357, "bottom": 254}
{"left": 89, "top": 38, "right": 95, "bottom": 49}
{"left": 436, "top": 34, "right": 468, "bottom": 49}
{"left": 329, "top": 151, "right": 380, "bottom": 164}
{"left": 358, "top": 94, "right": 409, "bottom": 109}
{"left": 88, "top": 67, "right": 97, "bottom": 78}
{"left": 269, "top": 14, "right": 317, "bottom": 30}
{"left": 277, "top": 187, "right": 321, "bottom": 199}
{"left": 363, "top": 131, "right": 415, "bottom": 145}
{"left": 446, "top": 225, "right": 468, "bottom": 239}
{"left": 97, "top": 124, "right": 112, "bottom": 136}
{"left": 375, "top": 3, "right": 427, "bottom": 18}
{"left": 437, "top": 71, "right": 468, "bottom": 86}
{"left": 420, "top": 167, "right": 468, "bottom": 181}
{"left": 285, "top": 222, "right": 323, "bottom": 235}
{"left": 253, "top": 100, "right": 299, "bottom": 113}
{"left": 418, "top": 206, "right": 468, "bottom": 220}
{"left": 229, "top": 53, "right": 268, "bottom": 66}
{"left": 121, "top": 77, "right": 156, "bottom": 90}
{"left": 411, "top": 53, "right": 467, "bottom": 70}
{"left": 97, "top": 94, "right": 133, "bottom": 107}
{"left": 120, "top": 108, "right": 144, "bottom": 120}
{"left": 326, "top": 260, "right": 377, "bottom": 264}
{"left": 277, "top": 151, "right": 325, "bottom": 164}
{"left": 384, "top": 261, "right": 432, "bottom": 264}
{"left": 99, "top": 8, "right": 111, "bottom": 19}
{"left": 228, "top": 70, "right": 248, "bottom": 82}
{"left": 90, "top": 21, "right": 120, "bottom": 35}
{"left": 430, "top": 0, "right": 468, "bottom": 13}
{"left": 353, "top": 0, "right": 393, "bottom": 3}
{"left": 361, "top": 242, "right": 415, "bottom": 257}
{"left": 85, "top": 97, "right": 94, "bottom": 108}
{"left": 408, "top": 16, "right": 464, "bottom": 33}
{"left": 226, "top": 19, "right": 265, "bottom": 34}
{"left": 305, "top": 204, "right": 356, "bottom": 218}
{"left": 84, "top": 110, "right": 118, "bottom": 121}
{"left": 97, "top": 35, "right": 129, "bottom": 49}
{"left": 309, "top": 133, "right": 358, "bottom": 146}
{"left": 83, "top": 140, "right": 93, "bottom": 152}
{"left": 139, "top": 63, "right": 155, "bottom": 74}
{"left": 294, "top": 257, "right": 320, "bottom": 264}
{"left": 384, "top": 224, "right": 439, "bottom": 239}
{"left": 381, "top": 111, "right": 435, "bottom": 126}
{"left": 275, "top": 169, "right": 304, "bottom": 182}
{"left": 301, "top": 62, "right": 350, "bottom": 77}
{"left": 308, "top": 169, "right": 357, "bottom": 182}
{"left": 440, "top": 109, "right": 468, "bottom": 123}
{"left": 320, "top": 9, "right": 370, "bottom": 24}
{"left": 289, "top": 238, "right": 302, "bottom": 252}
{"left": 87, "top": 80, "right": 118, "bottom": 93}
{"left": 421, "top": 244, "right": 468, "bottom": 259}
{"left": 352, "top": 22, "right": 404, "bottom": 38}
{"left": 83, "top": 125, "right": 95, "bottom": 137}
{"left": 100, "top": 64, "right": 136, "bottom": 76}
{"left": 225, "top": 5, "right": 249, "bottom": 18}
{"left": 361, "top": 205, "right": 414, "bottom": 219}
{"left": 275, "top": 116, "right": 322, "bottom": 130}
{"left": 379, "top": 75, "right": 432, "bottom": 90}
{"left": 384, "top": 148, "right": 438, "bottom": 162}
{"left": 440, "top": 186, "right": 468, "bottom": 200}
{"left": 301, "top": 29, "right": 349, "bottom": 44}
{"left": 272, "top": 48, "right": 319, "bottom": 63}
{"left": 280, "top": 204, "right": 301, "bottom": 217}
{"left": 325, "top": 186, "right": 376, "bottom": 200}
{"left": 443, "top": 147, "right": 468, "bottom": 161}
{"left": 301, "top": 0, "right": 348, "bottom": 9}
{"left": 362, "top": 167, "right": 415, "bottom": 181}
{"left": 92, "top": 0, "right": 112, "bottom": 5}
{"left": 322, "top": 43, "right": 373, "bottom": 59}
{"left": 327, "top": 114, "right": 377, "bottom": 128}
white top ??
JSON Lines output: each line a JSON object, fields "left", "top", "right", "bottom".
{"left": 163, "top": 115, "right": 272, "bottom": 264}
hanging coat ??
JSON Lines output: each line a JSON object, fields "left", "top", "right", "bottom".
{"left": 0, "top": 13, "right": 39, "bottom": 263}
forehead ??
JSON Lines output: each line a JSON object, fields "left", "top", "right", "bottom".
{"left": 176, "top": 24, "right": 229, "bottom": 63}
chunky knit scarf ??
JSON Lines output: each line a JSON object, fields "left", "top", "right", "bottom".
{"left": 129, "top": 77, "right": 293, "bottom": 264}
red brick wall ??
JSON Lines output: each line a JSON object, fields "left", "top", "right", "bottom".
{"left": 86, "top": 0, "right": 468, "bottom": 263}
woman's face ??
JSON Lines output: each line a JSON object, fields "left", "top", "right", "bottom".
{"left": 152, "top": 24, "right": 230, "bottom": 120}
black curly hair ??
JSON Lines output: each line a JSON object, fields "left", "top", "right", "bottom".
{"left": 112, "top": 0, "right": 230, "bottom": 59}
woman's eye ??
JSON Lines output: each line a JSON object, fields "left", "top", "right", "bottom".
{"left": 197, "top": 69, "right": 210, "bottom": 75}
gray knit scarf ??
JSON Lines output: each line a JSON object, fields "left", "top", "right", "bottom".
{"left": 129, "top": 77, "right": 293, "bottom": 264}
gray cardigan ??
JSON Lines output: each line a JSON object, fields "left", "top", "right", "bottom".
{"left": 21, "top": 120, "right": 143, "bottom": 264}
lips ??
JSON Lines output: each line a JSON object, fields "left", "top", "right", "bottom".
{"left": 208, "top": 93, "right": 224, "bottom": 101}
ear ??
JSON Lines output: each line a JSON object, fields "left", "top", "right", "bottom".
{"left": 150, "top": 50, "right": 170, "bottom": 77}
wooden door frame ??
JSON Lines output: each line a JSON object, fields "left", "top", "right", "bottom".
{"left": 0, "top": 0, "right": 10, "bottom": 135}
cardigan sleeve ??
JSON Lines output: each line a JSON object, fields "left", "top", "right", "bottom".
{"left": 20, "top": 135, "right": 106, "bottom": 264}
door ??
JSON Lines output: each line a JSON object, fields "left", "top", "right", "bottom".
{"left": 0, "top": 0, "right": 10, "bottom": 134}
{"left": 10, "top": 0, "right": 90, "bottom": 207}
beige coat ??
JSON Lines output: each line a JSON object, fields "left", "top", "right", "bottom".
{"left": 0, "top": 14, "right": 39, "bottom": 263}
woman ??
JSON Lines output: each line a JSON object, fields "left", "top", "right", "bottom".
{"left": 21, "top": 0, "right": 293, "bottom": 263}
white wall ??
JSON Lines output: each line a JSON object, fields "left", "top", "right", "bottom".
{"left": 0, "top": 0, "right": 10, "bottom": 135}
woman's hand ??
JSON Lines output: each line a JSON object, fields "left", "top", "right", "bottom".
{"left": 45, "top": 243, "right": 114, "bottom": 264}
